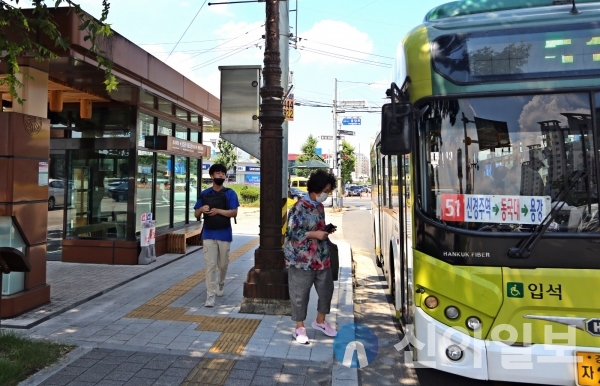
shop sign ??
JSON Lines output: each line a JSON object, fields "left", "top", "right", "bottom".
{"left": 145, "top": 136, "right": 210, "bottom": 158}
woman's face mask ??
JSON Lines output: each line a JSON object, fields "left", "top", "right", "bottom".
{"left": 316, "top": 192, "right": 329, "bottom": 203}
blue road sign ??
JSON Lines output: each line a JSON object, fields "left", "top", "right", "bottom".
{"left": 334, "top": 323, "right": 378, "bottom": 368}
{"left": 342, "top": 117, "right": 361, "bottom": 126}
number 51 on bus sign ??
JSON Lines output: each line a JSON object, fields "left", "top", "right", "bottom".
{"left": 440, "top": 194, "right": 551, "bottom": 225}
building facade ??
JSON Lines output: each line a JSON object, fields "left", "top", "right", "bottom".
{"left": 0, "top": 8, "right": 218, "bottom": 316}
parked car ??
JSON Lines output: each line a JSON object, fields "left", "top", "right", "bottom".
{"left": 48, "top": 179, "right": 66, "bottom": 210}
{"left": 346, "top": 185, "right": 362, "bottom": 197}
{"left": 109, "top": 182, "right": 129, "bottom": 202}
{"left": 288, "top": 186, "right": 305, "bottom": 200}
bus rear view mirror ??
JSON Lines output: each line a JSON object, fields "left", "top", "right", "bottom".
{"left": 380, "top": 102, "right": 413, "bottom": 155}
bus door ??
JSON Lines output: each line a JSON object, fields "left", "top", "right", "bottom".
{"left": 377, "top": 153, "right": 386, "bottom": 266}
{"left": 399, "top": 154, "right": 413, "bottom": 325}
{"left": 391, "top": 155, "right": 410, "bottom": 323}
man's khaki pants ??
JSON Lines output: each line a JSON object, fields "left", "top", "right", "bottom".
{"left": 203, "top": 239, "right": 231, "bottom": 296}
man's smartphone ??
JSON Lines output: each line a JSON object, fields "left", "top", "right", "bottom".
{"left": 324, "top": 223, "right": 336, "bottom": 233}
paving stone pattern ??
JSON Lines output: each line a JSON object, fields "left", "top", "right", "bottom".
{"left": 39, "top": 348, "right": 331, "bottom": 386}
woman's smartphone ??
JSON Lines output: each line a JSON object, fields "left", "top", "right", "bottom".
{"left": 324, "top": 223, "right": 336, "bottom": 233}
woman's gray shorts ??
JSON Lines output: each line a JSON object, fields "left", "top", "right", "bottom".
{"left": 288, "top": 266, "right": 334, "bottom": 322}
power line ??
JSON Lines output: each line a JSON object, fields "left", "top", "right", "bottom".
{"left": 294, "top": 45, "right": 391, "bottom": 68}
{"left": 139, "top": 38, "right": 226, "bottom": 45}
{"left": 182, "top": 23, "right": 264, "bottom": 63}
{"left": 301, "top": 6, "right": 408, "bottom": 28}
{"left": 191, "top": 39, "right": 262, "bottom": 70}
{"left": 167, "top": 0, "right": 209, "bottom": 60}
{"left": 149, "top": 44, "right": 254, "bottom": 55}
{"left": 345, "top": 0, "right": 381, "bottom": 17}
{"left": 296, "top": 37, "right": 393, "bottom": 60}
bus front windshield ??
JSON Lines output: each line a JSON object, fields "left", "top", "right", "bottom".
{"left": 418, "top": 93, "right": 599, "bottom": 233}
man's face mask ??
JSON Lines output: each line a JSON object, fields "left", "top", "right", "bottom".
{"left": 213, "top": 178, "right": 225, "bottom": 186}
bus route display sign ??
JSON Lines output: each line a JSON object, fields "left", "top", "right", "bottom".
{"left": 440, "top": 194, "right": 551, "bottom": 224}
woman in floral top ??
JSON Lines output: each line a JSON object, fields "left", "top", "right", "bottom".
{"left": 284, "top": 169, "right": 338, "bottom": 344}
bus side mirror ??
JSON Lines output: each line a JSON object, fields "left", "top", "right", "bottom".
{"left": 380, "top": 102, "right": 413, "bottom": 155}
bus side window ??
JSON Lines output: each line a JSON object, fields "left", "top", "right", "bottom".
{"left": 382, "top": 156, "right": 388, "bottom": 206}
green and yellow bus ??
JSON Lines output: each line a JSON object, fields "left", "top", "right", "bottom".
{"left": 371, "top": 1, "right": 600, "bottom": 384}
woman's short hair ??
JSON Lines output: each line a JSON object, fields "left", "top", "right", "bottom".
{"left": 307, "top": 169, "right": 336, "bottom": 193}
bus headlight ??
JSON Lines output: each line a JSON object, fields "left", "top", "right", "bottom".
{"left": 446, "top": 345, "right": 463, "bottom": 361}
{"left": 445, "top": 306, "right": 460, "bottom": 320}
{"left": 424, "top": 296, "right": 438, "bottom": 309}
{"left": 466, "top": 316, "right": 482, "bottom": 330}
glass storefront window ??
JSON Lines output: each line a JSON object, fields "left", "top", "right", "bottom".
{"left": 175, "top": 125, "right": 187, "bottom": 140}
{"left": 191, "top": 113, "right": 199, "bottom": 125}
{"left": 190, "top": 131, "right": 199, "bottom": 143}
{"left": 138, "top": 113, "right": 155, "bottom": 148}
{"left": 419, "top": 93, "right": 598, "bottom": 232}
{"left": 140, "top": 89, "right": 155, "bottom": 108}
{"left": 158, "top": 119, "right": 172, "bottom": 137}
{"left": 66, "top": 149, "right": 129, "bottom": 239}
{"left": 136, "top": 150, "right": 153, "bottom": 234}
{"left": 176, "top": 108, "right": 189, "bottom": 121}
{"left": 55, "top": 105, "right": 132, "bottom": 138}
{"left": 155, "top": 153, "right": 172, "bottom": 230}
{"left": 174, "top": 156, "right": 188, "bottom": 227}
{"left": 158, "top": 97, "right": 172, "bottom": 115}
{"left": 190, "top": 157, "right": 200, "bottom": 202}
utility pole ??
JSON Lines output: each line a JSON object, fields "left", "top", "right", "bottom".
{"left": 332, "top": 78, "right": 343, "bottom": 208}
{"left": 241, "top": 0, "right": 290, "bottom": 313}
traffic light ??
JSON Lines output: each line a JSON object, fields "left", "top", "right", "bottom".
{"left": 336, "top": 142, "right": 343, "bottom": 168}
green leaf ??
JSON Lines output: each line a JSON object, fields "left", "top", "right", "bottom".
{"left": 78, "top": 19, "right": 90, "bottom": 31}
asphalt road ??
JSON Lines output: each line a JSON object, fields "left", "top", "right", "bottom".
{"left": 340, "top": 198, "right": 542, "bottom": 386}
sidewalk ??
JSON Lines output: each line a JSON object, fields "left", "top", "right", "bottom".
{"left": 4, "top": 207, "right": 357, "bottom": 386}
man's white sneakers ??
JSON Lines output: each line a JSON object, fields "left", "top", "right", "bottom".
{"left": 216, "top": 283, "right": 224, "bottom": 297}
{"left": 205, "top": 294, "right": 215, "bottom": 307}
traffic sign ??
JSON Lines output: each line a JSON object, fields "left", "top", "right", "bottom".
{"left": 338, "top": 130, "right": 355, "bottom": 136}
{"left": 342, "top": 117, "right": 361, "bottom": 126}
{"left": 339, "top": 100, "right": 366, "bottom": 107}
{"left": 320, "top": 135, "right": 333, "bottom": 140}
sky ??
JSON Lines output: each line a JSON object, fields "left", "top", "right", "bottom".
{"left": 36, "top": 0, "right": 450, "bottom": 155}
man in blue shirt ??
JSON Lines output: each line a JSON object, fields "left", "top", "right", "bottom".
{"left": 194, "top": 164, "right": 239, "bottom": 307}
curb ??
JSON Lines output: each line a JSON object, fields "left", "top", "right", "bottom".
{"left": 18, "top": 345, "right": 93, "bottom": 386}
{"left": 331, "top": 241, "right": 358, "bottom": 385}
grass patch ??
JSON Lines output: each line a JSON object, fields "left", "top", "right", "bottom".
{"left": 0, "top": 331, "right": 74, "bottom": 386}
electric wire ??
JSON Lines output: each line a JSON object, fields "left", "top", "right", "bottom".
{"left": 293, "top": 45, "right": 391, "bottom": 68}
{"left": 345, "top": 0, "right": 381, "bottom": 17}
{"left": 139, "top": 38, "right": 226, "bottom": 45}
{"left": 149, "top": 44, "right": 255, "bottom": 55}
{"left": 191, "top": 38, "right": 262, "bottom": 70}
{"left": 166, "top": 0, "right": 209, "bottom": 60}
{"left": 296, "top": 37, "right": 393, "bottom": 60}
{"left": 181, "top": 23, "right": 264, "bottom": 63}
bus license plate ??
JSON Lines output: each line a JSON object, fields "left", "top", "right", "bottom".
{"left": 576, "top": 351, "right": 600, "bottom": 386}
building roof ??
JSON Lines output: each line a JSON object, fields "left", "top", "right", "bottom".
{"left": 0, "top": 7, "right": 219, "bottom": 121}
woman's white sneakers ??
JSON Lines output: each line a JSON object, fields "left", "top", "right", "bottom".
{"left": 293, "top": 327, "right": 310, "bottom": 344}
{"left": 311, "top": 320, "right": 338, "bottom": 337}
